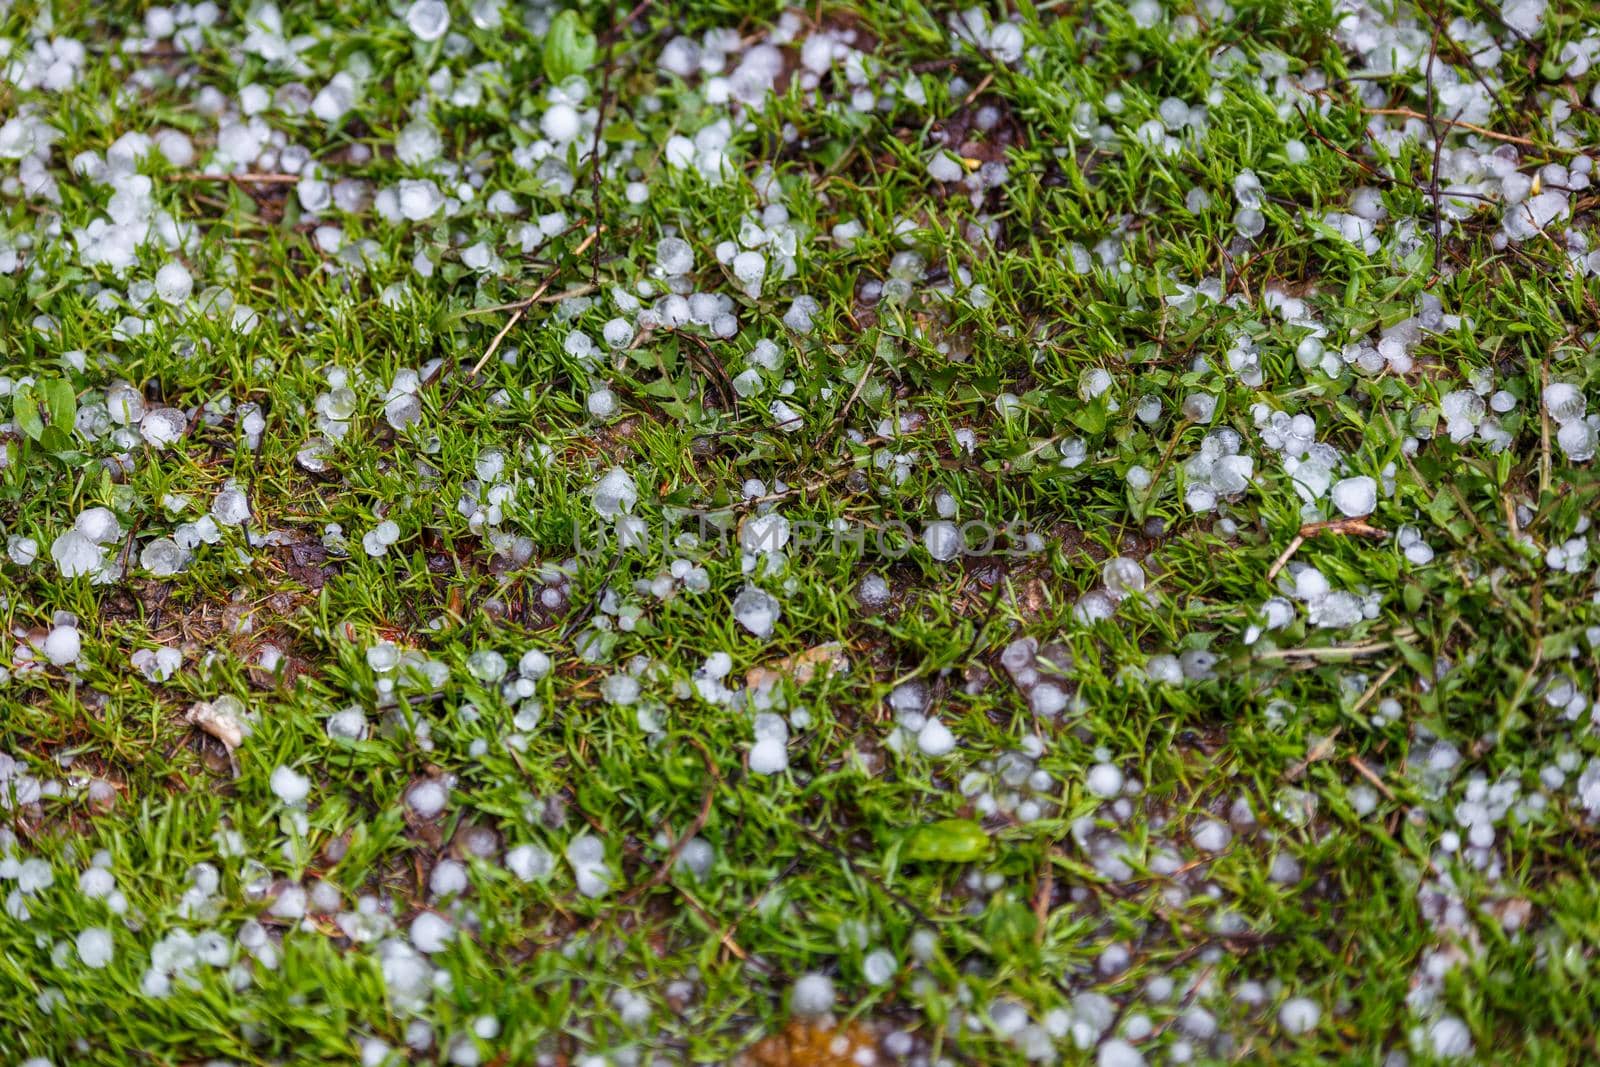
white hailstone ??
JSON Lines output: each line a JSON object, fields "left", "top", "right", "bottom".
{"left": 790, "top": 973, "right": 835, "bottom": 1016}
{"left": 769, "top": 399, "right": 804, "bottom": 431}
{"left": 783, "top": 295, "right": 819, "bottom": 333}
{"left": 748, "top": 735, "right": 788, "bottom": 775}
{"left": 52, "top": 530, "right": 103, "bottom": 577}
{"left": 461, "top": 242, "right": 499, "bottom": 272}
{"left": 1181, "top": 393, "right": 1217, "bottom": 423}
{"left": 863, "top": 948, "right": 897, "bottom": 986}
{"left": 18, "top": 859, "right": 53, "bottom": 893}
{"left": 519, "top": 649, "right": 552, "bottom": 679}
{"left": 731, "top": 250, "right": 766, "bottom": 296}
{"left": 385, "top": 394, "right": 422, "bottom": 430}
{"left": 1030, "top": 682, "right": 1069, "bottom": 716}
{"left": 602, "top": 317, "right": 634, "bottom": 349}
{"left": 9, "top": 536, "right": 39, "bottom": 565}
{"left": 212, "top": 487, "right": 250, "bottom": 526}
{"left": 76, "top": 507, "right": 123, "bottom": 544}
{"left": 1080, "top": 367, "right": 1114, "bottom": 400}
{"left": 139, "top": 408, "right": 187, "bottom": 447}
{"left": 429, "top": 860, "right": 469, "bottom": 897}
{"left": 916, "top": 718, "right": 957, "bottom": 757}
{"left": 676, "top": 837, "right": 714, "bottom": 880}
{"left": 1545, "top": 382, "right": 1586, "bottom": 424}
{"left": 154, "top": 261, "right": 193, "bottom": 304}
{"left": 1500, "top": 0, "right": 1546, "bottom": 35}
{"left": 360, "top": 1036, "right": 393, "bottom": 1062}
{"left": 1330, "top": 476, "right": 1376, "bottom": 517}
{"left": 1097, "top": 1039, "right": 1145, "bottom": 1067}
{"left": 541, "top": 103, "right": 582, "bottom": 144}
{"left": 467, "top": 650, "right": 506, "bottom": 682}
{"left": 732, "top": 586, "right": 780, "bottom": 638}
{"left": 928, "top": 151, "right": 965, "bottom": 183}
{"left": 1086, "top": 763, "right": 1124, "bottom": 798}
{"left": 922, "top": 521, "right": 962, "bottom": 561}
{"left": 565, "top": 834, "right": 613, "bottom": 897}
{"left": 889, "top": 680, "right": 928, "bottom": 717}
{"left": 396, "top": 119, "right": 442, "bottom": 165}
{"left": 1278, "top": 996, "right": 1321, "bottom": 1035}
{"left": 592, "top": 467, "right": 638, "bottom": 518}
{"left": 270, "top": 884, "right": 308, "bottom": 918}
{"left": 398, "top": 179, "right": 445, "bottom": 220}
{"left": 411, "top": 911, "right": 453, "bottom": 953}
{"left": 270, "top": 765, "right": 311, "bottom": 806}
{"left": 587, "top": 388, "right": 618, "bottom": 419}
{"left": 1074, "top": 590, "right": 1116, "bottom": 624}
{"left": 406, "top": 780, "right": 449, "bottom": 819}
{"left": 505, "top": 844, "right": 554, "bottom": 883}
{"left": 858, "top": 574, "right": 891, "bottom": 609}
{"left": 311, "top": 72, "right": 358, "bottom": 123}
{"left": 600, "top": 673, "right": 640, "bottom": 705}
{"left": 1427, "top": 1015, "right": 1473, "bottom": 1059}
{"left": 42, "top": 625, "right": 81, "bottom": 666}
{"left": 327, "top": 707, "right": 367, "bottom": 740}
{"left": 76, "top": 927, "right": 114, "bottom": 969}
{"left": 1101, "top": 556, "right": 1145, "bottom": 599}
{"left": 987, "top": 21, "right": 1024, "bottom": 62}
{"left": 1557, "top": 420, "right": 1597, "bottom": 461}
{"left": 740, "top": 514, "right": 790, "bottom": 556}
{"left": 80, "top": 867, "right": 116, "bottom": 898}
{"left": 729, "top": 368, "right": 762, "bottom": 398}
{"left": 405, "top": 0, "right": 450, "bottom": 41}
{"left": 1191, "top": 819, "right": 1232, "bottom": 852}
{"left": 656, "top": 236, "right": 694, "bottom": 276}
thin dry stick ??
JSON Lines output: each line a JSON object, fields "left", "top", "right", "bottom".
{"left": 1422, "top": 27, "right": 1445, "bottom": 277}
{"left": 1268, "top": 517, "right": 1390, "bottom": 582}
{"left": 171, "top": 171, "right": 300, "bottom": 184}
{"left": 1285, "top": 727, "right": 1342, "bottom": 781}
{"left": 1352, "top": 662, "right": 1401, "bottom": 716}
{"left": 1254, "top": 629, "right": 1415, "bottom": 661}
{"left": 1359, "top": 108, "right": 1566, "bottom": 151}
{"left": 468, "top": 227, "right": 602, "bottom": 377}
{"left": 1539, "top": 361, "right": 1553, "bottom": 498}
{"left": 1265, "top": 535, "right": 1304, "bottom": 582}
{"left": 1298, "top": 517, "right": 1389, "bottom": 540}
{"left": 1349, "top": 755, "right": 1398, "bottom": 802}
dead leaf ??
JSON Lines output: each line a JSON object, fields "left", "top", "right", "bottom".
{"left": 745, "top": 642, "right": 848, "bottom": 690}
{"left": 185, "top": 700, "right": 249, "bottom": 753}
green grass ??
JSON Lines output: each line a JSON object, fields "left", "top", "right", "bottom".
{"left": 2, "top": 0, "right": 1600, "bottom": 1063}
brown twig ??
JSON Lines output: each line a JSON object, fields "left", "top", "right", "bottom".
{"left": 1253, "top": 631, "right": 1413, "bottom": 661}
{"left": 170, "top": 171, "right": 300, "bottom": 184}
{"left": 1359, "top": 108, "right": 1560, "bottom": 150}
{"left": 467, "top": 227, "right": 603, "bottom": 378}
{"left": 1267, "top": 517, "right": 1389, "bottom": 582}
{"left": 1349, "top": 755, "right": 1398, "bottom": 802}
{"left": 1297, "top": 517, "right": 1390, "bottom": 540}
{"left": 1422, "top": 27, "right": 1445, "bottom": 277}
{"left": 1265, "top": 535, "right": 1304, "bottom": 583}
{"left": 1285, "top": 727, "right": 1342, "bottom": 782}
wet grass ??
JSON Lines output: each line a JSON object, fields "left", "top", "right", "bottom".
{"left": 2, "top": 0, "right": 1600, "bottom": 1063}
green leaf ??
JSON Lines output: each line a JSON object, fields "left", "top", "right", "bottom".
{"left": 37, "top": 426, "right": 72, "bottom": 453}
{"left": 982, "top": 898, "right": 1038, "bottom": 956}
{"left": 543, "top": 10, "right": 597, "bottom": 83}
{"left": 12, "top": 383, "right": 43, "bottom": 440}
{"left": 40, "top": 378, "right": 76, "bottom": 435}
{"left": 903, "top": 818, "right": 989, "bottom": 862}
{"left": 1069, "top": 398, "right": 1106, "bottom": 434}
